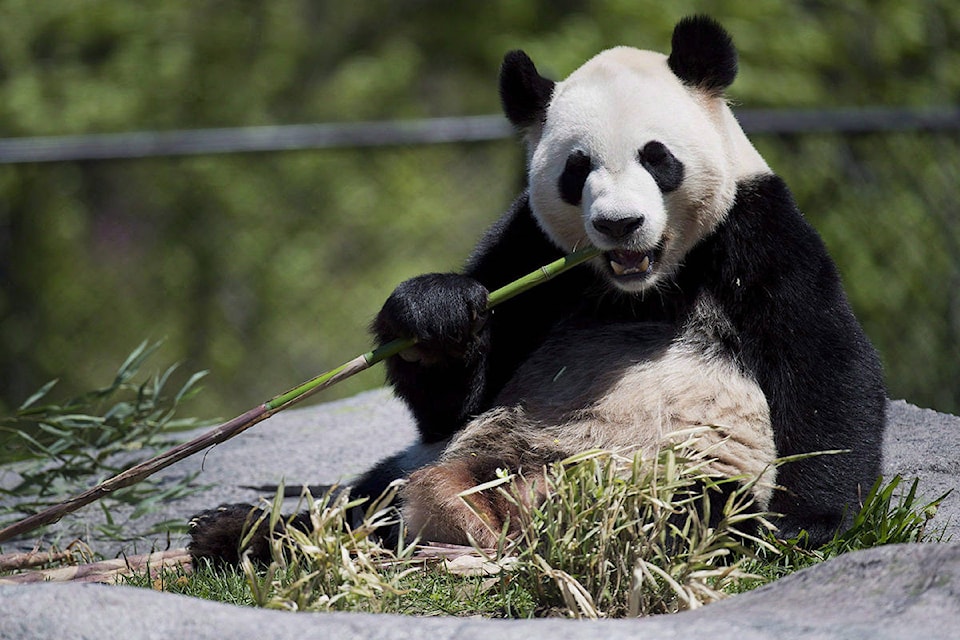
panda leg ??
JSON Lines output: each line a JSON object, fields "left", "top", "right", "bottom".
{"left": 401, "top": 460, "right": 501, "bottom": 548}
{"left": 189, "top": 443, "right": 446, "bottom": 567}
{"left": 772, "top": 508, "right": 845, "bottom": 547}
{"left": 188, "top": 503, "right": 313, "bottom": 568}
{"left": 401, "top": 458, "right": 549, "bottom": 548}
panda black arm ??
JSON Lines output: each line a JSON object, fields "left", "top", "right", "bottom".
{"left": 374, "top": 192, "right": 587, "bottom": 443}
{"left": 703, "top": 175, "right": 886, "bottom": 544}
{"left": 372, "top": 270, "right": 492, "bottom": 443}
{"left": 463, "top": 193, "right": 593, "bottom": 403}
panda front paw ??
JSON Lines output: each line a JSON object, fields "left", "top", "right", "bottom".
{"left": 188, "top": 503, "right": 273, "bottom": 568}
{"left": 373, "top": 273, "right": 490, "bottom": 365}
{"left": 773, "top": 512, "right": 843, "bottom": 548}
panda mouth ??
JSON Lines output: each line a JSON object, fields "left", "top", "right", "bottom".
{"left": 606, "top": 248, "right": 659, "bottom": 279}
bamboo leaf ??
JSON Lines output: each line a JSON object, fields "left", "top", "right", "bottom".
{"left": 17, "top": 379, "right": 59, "bottom": 412}
{"left": 113, "top": 340, "right": 163, "bottom": 388}
{"left": 175, "top": 370, "right": 209, "bottom": 406}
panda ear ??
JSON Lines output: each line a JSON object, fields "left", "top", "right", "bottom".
{"left": 667, "top": 15, "right": 738, "bottom": 96}
{"left": 499, "top": 50, "right": 555, "bottom": 129}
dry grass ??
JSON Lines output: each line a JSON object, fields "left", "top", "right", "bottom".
{"left": 465, "top": 437, "right": 776, "bottom": 618}
{"left": 238, "top": 479, "right": 420, "bottom": 612}
{"left": 244, "top": 432, "right": 786, "bottom": 618}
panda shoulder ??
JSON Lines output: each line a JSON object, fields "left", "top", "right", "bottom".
{"left": 725, "top": 174, "right": 831, "bottom": 258}
{"left": 700, "top": 173, "right": 844, "bottom": 304}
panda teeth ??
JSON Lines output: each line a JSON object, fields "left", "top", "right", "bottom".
{"left": 610, "top": 254, "right": 651, "bottom": 276}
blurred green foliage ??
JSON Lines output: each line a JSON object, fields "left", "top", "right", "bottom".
{"left": 1, "top": 1, "right": 958, "bottom": 418}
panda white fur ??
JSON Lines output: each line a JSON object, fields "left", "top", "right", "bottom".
{"left": 188, "top": 15, "right": 886, "bottom": 564}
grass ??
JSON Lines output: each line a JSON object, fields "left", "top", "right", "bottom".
{"left": 215, "top": 438, "right": 774, "bottom": 618}
{"left": 128, "top": 437, "right": 949, "bottom": 619}
{"left": 733, "top": 474, "right": 950, "bottom": 590}
{"left": 123, "top": 481, "right": 539, "bottom": 616}
{"left": 123, "top": 557, "right": 540, "bottom": 617}
{"left": 124, "top": 561, "right": 255, "bottom": 606}
{"left": 470, "top": 443, "right": 773, "bottom": 618}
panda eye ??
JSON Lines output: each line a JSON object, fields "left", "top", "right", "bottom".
{"left": 640, "top": 141, "right": 669, "bottom": 165}
{"left": 559, "top": 150, "right": 592, "bottom": 206}
{"left": 638, "top": 141, "right": 684, "bottom": 193}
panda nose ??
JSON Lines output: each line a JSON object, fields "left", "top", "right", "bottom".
{"left": 592, "top": 215, "right": 644, "bottom": 241}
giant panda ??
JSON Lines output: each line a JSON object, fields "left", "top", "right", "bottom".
{"left": 189, "top": 15, "right": 886, "bottom": 565}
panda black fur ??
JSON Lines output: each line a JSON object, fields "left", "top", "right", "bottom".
{"left": 188, "top": 15, "right": 885, "bottom": 563}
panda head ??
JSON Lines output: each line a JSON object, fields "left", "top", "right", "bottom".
{"left": 500, "top": 15, "right": 769, "bottom": 292}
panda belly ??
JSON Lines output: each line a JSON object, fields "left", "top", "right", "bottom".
{"left": 401, "top": 302, "right": 776, "bottom": 546}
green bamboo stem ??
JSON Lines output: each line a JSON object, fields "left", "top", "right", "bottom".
{"left": 0, "top": 244, "right": 600, "bottom": 544}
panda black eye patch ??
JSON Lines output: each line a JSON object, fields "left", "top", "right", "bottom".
{"left": 559, "top": 150, "right": 593, "bottom": 206}
{"left": 638, "top": 141, "right": 684, "bottom": 193}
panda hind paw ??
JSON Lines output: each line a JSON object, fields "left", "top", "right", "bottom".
{"left": 188, "top": 503, "right": 272, "bottom": 569}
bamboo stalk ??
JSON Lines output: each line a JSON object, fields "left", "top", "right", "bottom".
{"left": 0, "top": 549, "right": 192, "bottom": 585}
{"left": 0, "top": 549, "right": 76, "bottom": 572}
{"left": 0, "top": 245, "right": 600, "bottom": 544}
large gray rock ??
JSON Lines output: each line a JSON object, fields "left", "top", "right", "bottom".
{"left": 883, "top": 399, "right": 960, "bottom": 538}
{"left": 1, "top": 392, "right": 958, "bottom": 639}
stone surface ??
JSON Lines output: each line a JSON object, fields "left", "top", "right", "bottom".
{"left": 1, "top": 392, "right": 959, "bottom": 639}
{"left": 1, "top": 542, "right": 959, "bottom": 639}
{"left": 883, "top": 399, "right": 960, "bottom": 539}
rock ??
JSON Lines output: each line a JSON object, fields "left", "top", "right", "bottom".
{"left": 883, "top": 400, "right": 960, "bottom": 540}
{"left": 1, "top": 542, "right": 958, "bottom": 639}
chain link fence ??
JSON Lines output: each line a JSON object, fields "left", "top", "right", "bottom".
{"left": 752, "top": 124, "right": 959, "bottom": 414}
